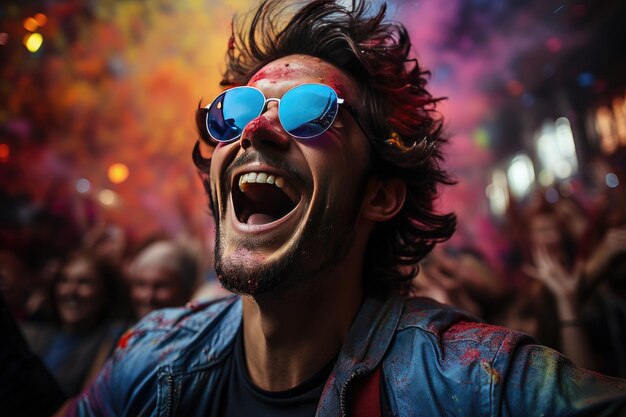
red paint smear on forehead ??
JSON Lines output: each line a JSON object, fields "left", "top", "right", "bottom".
{"left": 249, "top": 65, "right": 297, "bottom": 85}
{"left": 249, "top": 57, "right": 351, "bottom": 97}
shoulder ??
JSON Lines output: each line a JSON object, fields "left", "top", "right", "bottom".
{"left": 393, "top": 297, "right": 532, "bottom": 371}
{"left": 131, "top": 295, "right": 240, "bottom": 333}
{"left": 397, "top": 296, "right": 530, "bottom": 347}
{"left": 72, "top": 296, "right": 241, "bottom": 416}
{"left": 115, "top": 295, "right": 241, "bottom": 361}
{"left": 385, "top": 298, "right": 533, "bottom": 414}
{"left": 386, "top": 298, "right": 626, "bottom": 416}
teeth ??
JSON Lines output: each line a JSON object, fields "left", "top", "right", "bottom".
{"left": 239, "top": 171, "right": 286, "bottom": 191}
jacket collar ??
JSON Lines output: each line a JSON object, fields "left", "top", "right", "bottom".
{"left": 169, "top": 293, "right": 404, "bottom": 387}
{"left": 317, "top": 294, "right": 405, "bottom": 416}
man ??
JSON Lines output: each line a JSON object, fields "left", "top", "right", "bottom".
{"left": 127, "top": 240, "right": 198, "bottom": 319}
{"left": 70, "top": 1, "right": 626, "bottom": 416}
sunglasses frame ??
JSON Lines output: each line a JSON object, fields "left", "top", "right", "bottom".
{"left": 204, "top": 83, "right": 346, "bottom": 144}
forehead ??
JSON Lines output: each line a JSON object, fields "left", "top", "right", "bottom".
{"left": 64, "top": 258, "right": 93, "bottom": 275}
{"left": 247, "top": 54, "right": 357, "bottom": 98}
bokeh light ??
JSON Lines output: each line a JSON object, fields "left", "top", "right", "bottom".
{"left": 486, "top": 169, "right": 509, "bottom": 216}
{"left": 606, "top": 173, "right": 620, "bottom": 188}
{"left": 76, "top": 178, "right": 91, "bottom": 193}
{"left": 108, "top": 163, "right": 130, "bottom": 184}
{"left": 577, "top": 72, "right": 594, "bottom": 88}
{"left": 98, "top": 189, "right": 121, "bottom": 207}
{"left": 34, "top": 13, "right": 48, "bottom": 27}
{"left": 507, "top": 154, "right": 535, "bottom": 199}
{"left": 0, "top": 144, "right": 10, "bottom": 162}
{"left": 23, "top": 17, "right": 38, "bottom": 32}
{"left": 473, "top": 128, "right": 489, "bottom": 148}
{"left": 0, "top": 33, "right": 8, "bottom": 46}
{"left": 545, "top": 187, "right": 559, "bottom": 203}
{"left": 538, "top": 169, "right": 555, "bottom": 187}
{"left": 23, "top": 33, "right": 43, "bottom": 53}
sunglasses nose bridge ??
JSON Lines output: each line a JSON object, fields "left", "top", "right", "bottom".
{"left": 263, "top": 97, "right": 280, "bottom": 113}
{"left": 239, "top": 97, "right": 290, "bottom": 150}
{"left": 254, "top": 97, "right": 280, "bottom": 126}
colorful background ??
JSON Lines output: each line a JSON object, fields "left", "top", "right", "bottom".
{"left": 1, "top": 0, "right": 625, "bottom": 272}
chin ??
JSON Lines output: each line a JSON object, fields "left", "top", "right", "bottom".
{"left": 214, "top": 236, "right": 301, "bottom": 295}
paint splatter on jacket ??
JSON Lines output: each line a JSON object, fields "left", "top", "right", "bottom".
{"left": 68, "top": 295, "right": 626, "bottom": 416}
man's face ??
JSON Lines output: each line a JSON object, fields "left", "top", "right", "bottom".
{"left": 207, "top": 54, "right": 371, "bottom": 295}
{"left": 129, "top": 267, "right": 187, "bottom": 319}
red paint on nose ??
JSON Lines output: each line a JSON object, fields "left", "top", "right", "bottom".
{"left": 246, "top": 116, "right": 274, "bottom": 132}
{"left": 241, "top": 115, "right": 290, "bottom": 149}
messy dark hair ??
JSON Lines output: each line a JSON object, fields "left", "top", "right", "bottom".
{"left": 193, "top": 0, "right": 456, "bottom": 294}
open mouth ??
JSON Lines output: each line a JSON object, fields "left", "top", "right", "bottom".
{"left": 232, "top": 171, "right": 302, "bottom": 225}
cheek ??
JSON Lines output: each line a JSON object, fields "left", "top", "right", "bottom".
{"left": 309, "top": 143, "right": 368, "bottom": 185}
{"left": 156, "top": 287, "right": 176, "bottom": 302}
{"left": 79, "top": 286, "right": 99, "bottom": 301}
{"left": 54, "top": 284, "right": 67, "bottom": 297}
{"left": 130, "top": 287, "right": 144, "bottom": 299}
{"left": 209, "top": 142, "right": 234, "bottom": 179}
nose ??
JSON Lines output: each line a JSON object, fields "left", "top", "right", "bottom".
{"left": 58, "top": 279, "right": 78, "bottom": 297}
{"left": 239, "top": 100, "right": 290, "bottom": 151}
{"left": 143, "top": 286, "right": 157, "bottom": 305}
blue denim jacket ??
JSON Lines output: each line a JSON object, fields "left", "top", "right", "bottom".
{"left": 69, "top": 295, "right": 626, "bottom": 416}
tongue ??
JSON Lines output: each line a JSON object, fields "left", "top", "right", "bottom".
{"left": 247, "top": 213, "right": 277, "bottom": 225}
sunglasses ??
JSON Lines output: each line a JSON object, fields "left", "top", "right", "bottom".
{"left": 204, "top": 83, "right": 347, "bottom": 143}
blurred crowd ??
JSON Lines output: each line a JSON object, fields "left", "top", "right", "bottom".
{"left": 413, "top": 151, "right": 626, "bottom": 378}
{"left": 1, "top": 150, "right": 625, "bottom": 400}
{"left": 0, "top": 212, "right": 227, "bottom": 397}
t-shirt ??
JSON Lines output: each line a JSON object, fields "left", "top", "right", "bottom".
{"left": 209, "top": 328, "right": 335, "bottom": 417}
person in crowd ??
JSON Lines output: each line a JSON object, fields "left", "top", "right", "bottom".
{"left": 0, "top": 250, "right": 35, "bottom": 321}
{"left": 576, "top": 152, "right": 626, "bottom": 377}
{"left": 127, "top": 240, "right": 199, "bottom": 319}
{"left": 1, "top": 293, "right": 66, "bottom": 417}
{"left": 412, "top": 245, "right": 507, "bottom": 319}
{"left": 82, "top": 222, "right": 128, "bottom": 265}
{"left": 21, "top": 251, "right": 129, "bottom": 396}
{"left": 68, "top": 1, "right": 626, "bottom": 416}
{"left": 505, "top": 195, "right": 594, "bottom": 369}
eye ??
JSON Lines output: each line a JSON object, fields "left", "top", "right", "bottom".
{"left": 333, "top": 113, "right": 346, "bottom": 129}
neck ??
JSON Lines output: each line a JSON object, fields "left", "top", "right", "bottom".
{"left": 241, "top": 260, "right": 364, "bottom": 391}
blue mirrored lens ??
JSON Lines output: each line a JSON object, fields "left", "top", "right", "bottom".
{"left": 206, "top": 87, "right": 265, "bottom": 142}
{"left": 280, "top": 84, "right": 338, "bottom": 138}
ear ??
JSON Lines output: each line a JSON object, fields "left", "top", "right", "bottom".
{"left": 362, "top": 177, "right": 406, "bottom": 222}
